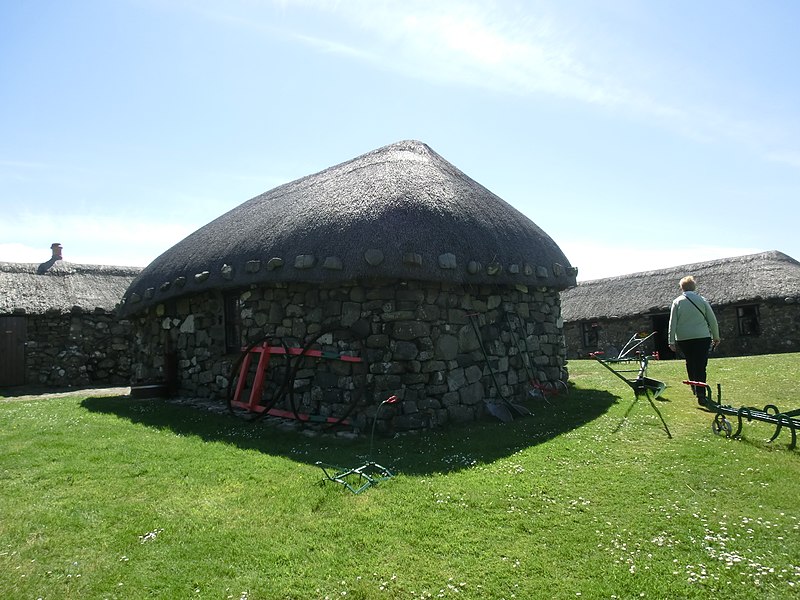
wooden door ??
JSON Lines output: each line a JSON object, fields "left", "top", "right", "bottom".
{"left": 0, "top": 316, "right": 26, "bottom": 386}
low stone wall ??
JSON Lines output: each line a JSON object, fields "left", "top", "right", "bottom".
{"left": 129, "top": 280, "right": 568, "bottom": 431}
{"left": 24, "top": 310, "right": 133, "bottom": 387}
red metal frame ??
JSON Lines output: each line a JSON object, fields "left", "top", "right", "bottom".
{"left": 230, "top": 341, "right": 363, "bottom": 423}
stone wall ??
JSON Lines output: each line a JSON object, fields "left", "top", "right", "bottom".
{"left": 564, "top": 300, "right": 800, "bottom": 359}
{"left": 129, "top": 280, "right": 568, "bottom": 431}
{"left": 24, "top": 310, "right": 133, "bottom": 387}
{"left": 714, "top": 301, "right": 800, "bottom": 356}
{"left": 564, "top": 316, "right": 656, "bottom": 359}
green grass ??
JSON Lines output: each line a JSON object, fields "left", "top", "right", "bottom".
{"left": 1, "top": 354, "right": 799, "bottom": 599}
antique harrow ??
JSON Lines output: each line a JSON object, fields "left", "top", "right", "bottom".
{"left": 684, "top": 380, "right": 799, "bottom": 449}
{"left": 315, "top": 395, "right": 398, "bottom": 494}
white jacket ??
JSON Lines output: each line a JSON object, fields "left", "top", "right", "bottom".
{"left": 668, "top": 291, "right": 720, "bottom": 344}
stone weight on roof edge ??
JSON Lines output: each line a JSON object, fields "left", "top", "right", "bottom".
{"left": 121, "top": 140, "right": 577, "bottom": 316}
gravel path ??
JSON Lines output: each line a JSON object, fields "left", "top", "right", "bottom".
{"left": 0, "top": 386, "right": 130, "bottom": 401}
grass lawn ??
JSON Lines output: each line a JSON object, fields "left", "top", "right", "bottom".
{"left": 1, "top": 354, "right": 798, "bottom": 599}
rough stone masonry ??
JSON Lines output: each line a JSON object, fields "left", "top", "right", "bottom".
{"left": 129, "top": 279, "right": 566, "bottom": 432}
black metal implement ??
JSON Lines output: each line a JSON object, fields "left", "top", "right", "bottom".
{"left": 591, "top": 332, "right": 671, "bottom": 438}
{"left": 315, "top": 395, "right": 398, "bottom": 493}
{"left": 316, "top": 461, "right": 394, "bottom": 494}
{"left": 591, "top": 333, "right": 667, "bottom": 398}
{"left": 684, "top": 381, "right": 799, "bottom": 449}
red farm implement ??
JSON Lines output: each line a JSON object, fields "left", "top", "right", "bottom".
{"left": 227, "top": 339, "right": 364, "bottom": 425}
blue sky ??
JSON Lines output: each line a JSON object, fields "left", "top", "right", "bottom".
{"left": 2, "top": 0, "right": 798, "bottom": 281}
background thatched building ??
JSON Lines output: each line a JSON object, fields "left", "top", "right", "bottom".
{"left": 561, "top": 251, "right": 800, "bottom": 359}
{"left": 0, "top": 247, "right": 140, "bottom": 387}
{"left": 121, "top": 140, "right": 577, "bottom": 430}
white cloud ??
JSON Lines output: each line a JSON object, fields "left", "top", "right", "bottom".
{"left": 0, "top": 159, "right": 49, "bottom": 169}
{"left": 561, "top": 240, "right": 765, "bottom": 282}
{"left": 0, "top": 243, "right": 50, "bottom": 264}
{"left": 766, "top": 151, "right": 800, "bottom": 169}
{"left": 0, "top": 213, "right": 194, "bottom": 267}
{"left": 352, "top": 3, "right": 640, "bottom": 106}
{"left": 191, "top": 1, "right": 647, "bottom": 110}
{"left": 0, "top": 158, "right": 52, "bottom": 184}
{"left": 271, "top": 1, "right": 799, "bottom": 163}
{"left": 177, "top": 0, "right": 800, "bottom": 163}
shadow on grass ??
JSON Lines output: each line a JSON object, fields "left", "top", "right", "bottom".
{"left": 81, "top": 387, "right": 619, "bottom": 476}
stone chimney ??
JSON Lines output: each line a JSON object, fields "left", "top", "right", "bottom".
{"left": 51, "top": 243, "right": 63, "bottom": 261}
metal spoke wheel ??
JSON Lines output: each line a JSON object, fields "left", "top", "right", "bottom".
{"left": 711, "top": 414, "right": 732, "bottom": 438}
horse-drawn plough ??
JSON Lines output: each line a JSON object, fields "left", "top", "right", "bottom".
{"left": 591, "top": 332, "right": 671, "bottom": 438}
{"left": 684, "top": 380, "right": 799, "bottom": 449}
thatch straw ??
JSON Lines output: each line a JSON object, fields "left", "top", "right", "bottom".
{"left": 1, "top": 261, "right": 140, "bottom": 315}
{"left": 561, "top": 251, "right": 800, "bottom": 321}
{"left": 121, "top": 140, "right": 575, "bottom": 316}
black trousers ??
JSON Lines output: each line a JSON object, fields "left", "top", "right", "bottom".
{"left": 677, "top": 337, "right": 711, "bottom": 398}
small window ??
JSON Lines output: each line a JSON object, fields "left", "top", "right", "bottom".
{"left": 581, "top": 322, "right": 599, "bottom": 349}
{"left": 224, "top": 293, "right": 243, "bottom": 353}
{"left": 736, "top": 305, "right": 760, "bottom": 336}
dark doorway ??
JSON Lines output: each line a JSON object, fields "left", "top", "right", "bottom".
{"left": 0, "top": 316, "right": 27, "bottom": 386}
{"left": 650, "top": 314, "right": 674, "bottom": 359}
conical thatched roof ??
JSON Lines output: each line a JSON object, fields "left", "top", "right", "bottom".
{"left": 0, "top": 261, "right": 141, "bottom": 315}
{"left": 121, "top": 140, "right": 576, "bottom": 316}
{"left": 561, "top": 251, "right": 800, "bottom": 321}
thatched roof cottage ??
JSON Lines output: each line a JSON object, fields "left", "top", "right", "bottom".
{"left": 0, "top": 246, "right": 140, "bottom": 387}
{"left": 121, "top": 140, "right": 577, "bottom": 430}
{"left": 561, "top": 251, "right": 800, "bottom": 359}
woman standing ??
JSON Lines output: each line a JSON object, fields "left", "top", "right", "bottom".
{"left": 668, "top": 276, "right": 721, "bottom": 405}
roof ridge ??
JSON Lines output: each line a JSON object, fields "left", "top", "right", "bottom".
{"left": 577, "top": 250, "right": 791, "bottom": 284}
